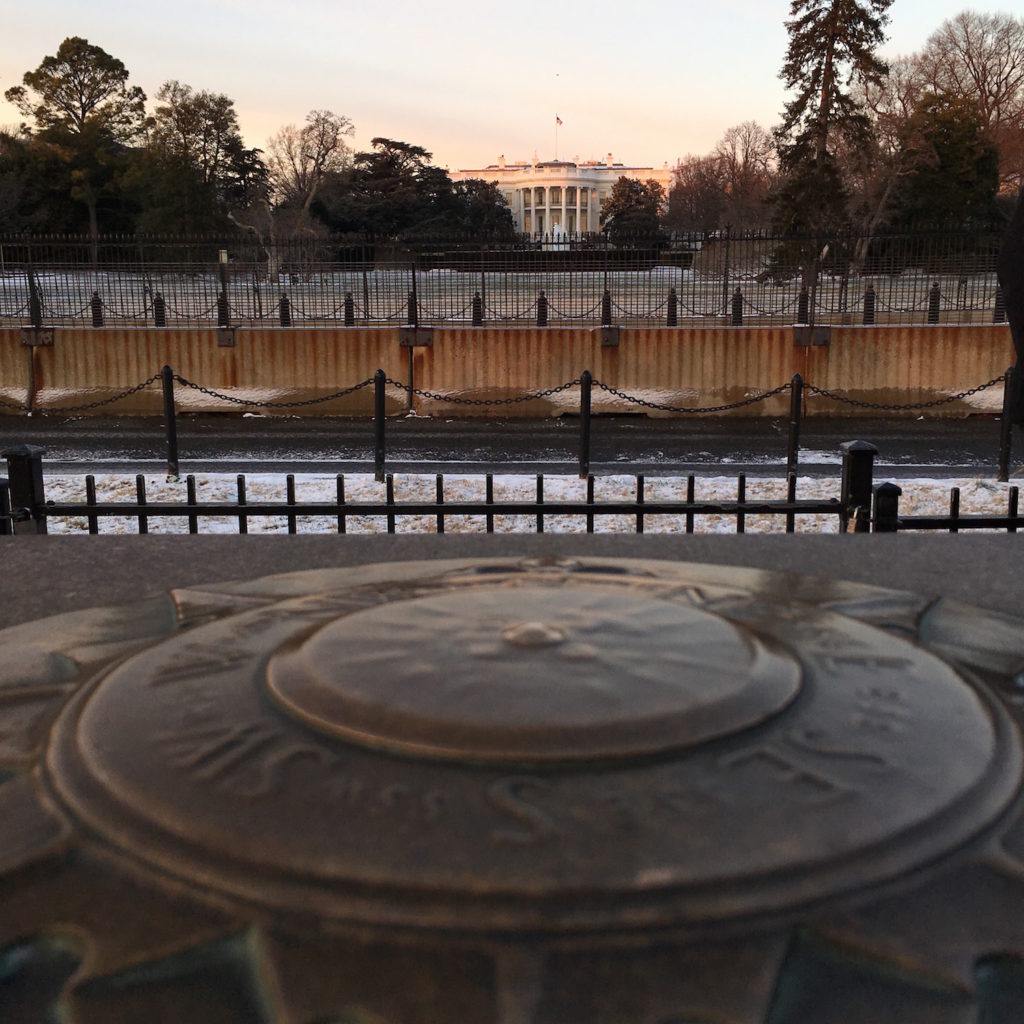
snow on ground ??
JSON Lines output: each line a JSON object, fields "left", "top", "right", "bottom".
{"left": 39, "top": 472, "right": 1021, "bottom": 536}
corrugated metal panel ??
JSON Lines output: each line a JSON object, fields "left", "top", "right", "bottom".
{"left": 0, "top": 330, "right": 31, "bottom": 410}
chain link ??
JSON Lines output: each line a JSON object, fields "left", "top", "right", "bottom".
{"left": 805, "top": 374, "right": 1006, "bottom": 411}
{"left": 385, "top": 377, "right": 581, "bottom": 406}
{"left": 173, "top": 374, "right": 375, "bottom": 408}
{"left": 593, "top": 378, "right": 793, "bottom": 414}
{"left": 35, "top": 374, "right": 163, "bottom": 416}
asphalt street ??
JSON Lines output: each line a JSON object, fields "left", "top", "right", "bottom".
{"left": 0, "top": 412, "right": 1014, "bottom": 479}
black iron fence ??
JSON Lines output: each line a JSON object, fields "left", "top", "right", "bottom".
{"left": 1, "top": 440, "right": 1020, "bottom": 537}
{"left": 0, "top": 227, "right": 1010, "bottom": 328}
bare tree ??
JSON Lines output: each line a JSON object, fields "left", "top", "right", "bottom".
{"left": 713, "top": 121, "right": 776, "bottom": 225}
{"left": 665, "top": 155, "right": 725, "bottom": 233}
{"left": 266, "top": 109, "right": 353, "bottom": 231}
{"left": 915, "top": 11, "right": 1024, "bottom": 190}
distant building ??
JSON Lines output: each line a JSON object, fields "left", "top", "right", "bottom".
{"left": 451, "top": 153, "right": 673, "bottom": 237}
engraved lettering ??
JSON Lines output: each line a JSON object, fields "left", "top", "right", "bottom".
{"left": 487, "top": 776, "right": 557, "bottom": 845}
{"left": 784, "top": 727, "right": 889, "bottom": 768}
{"left": 161, "top": 723, "right": 278, "bottom": 784}
{"left": 148, "top": 646, "right": 252, "bottom": 686}
{"left": 240, "top": 743, "right": 338, "bottom": 798}
{"left": 821, "top": 655, "right": 914, "bottom": 673}
{"left": 719, "top": 746, "right": 852, "bottom": 802}
{"left": 853, "top": 685, "right": 910, "bottom": 735}
{"left": 368, "top": 784, "right": 412, "bottom": 816}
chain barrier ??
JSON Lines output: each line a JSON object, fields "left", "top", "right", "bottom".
{"left": 593, "top": 378, "right": 794, "bottom": 414}
{"left": 172, "top": 374, "right": 375, "bottom": 408}
{"left": 805, "top": 374, "right": 1006, "bottom": 411}
{"left": 34, "top": 373, "right": 164, "bottom": 416}
{"left": 385, "top": 377, "right": 581, "bottom": 407}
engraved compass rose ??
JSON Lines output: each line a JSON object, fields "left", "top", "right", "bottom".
{"left": 2, "top": 557, "right": 1024, "bottom": 1024}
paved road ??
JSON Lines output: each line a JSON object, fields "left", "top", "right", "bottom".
{"left": 0, "top": 412, "right": 1014, "bottom": 478}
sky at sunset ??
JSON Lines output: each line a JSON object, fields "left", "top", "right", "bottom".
{"left": 0, "top": 0, "right": 991, "bottom": 172}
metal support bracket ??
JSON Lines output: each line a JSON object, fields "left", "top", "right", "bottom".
{"left": 601, "top": 326, "right": 620, "bottom": 348}
{"left": 400, "top": 327, "right": 434, "bottom": 348}
{"left": 20, "top": 327, "right": 54, "bottom": 347}
{"left": 793, "top": 326, "right": 831, "bottom": 347}
{"left": 217, "top": 328, "right": 237, "bottom": 348}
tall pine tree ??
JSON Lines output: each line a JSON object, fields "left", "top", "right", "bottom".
{"left": 774, "top": 0, "right": 893, "bottom": 234}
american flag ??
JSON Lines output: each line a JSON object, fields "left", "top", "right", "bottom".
{"left": 556, "top": 115, "right": 563, "bottom": 125}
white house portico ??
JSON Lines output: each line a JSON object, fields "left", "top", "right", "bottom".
{"left": 451, "top": 154, "right": 672, "bottom": 237}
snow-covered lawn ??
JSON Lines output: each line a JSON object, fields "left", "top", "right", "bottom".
{"left": 39, "top": 472, "right": 1020, "bottom": 535}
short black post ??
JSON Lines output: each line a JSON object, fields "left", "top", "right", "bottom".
{"left": 999, "top": 366, "right": 1015, "bottom": 483}
{"left": 927, "top": 282, "right": 941, "bottom": 324}
{"left": 731, "top": 287, "right": 743, "bottom": 326}
{"left": 28, "top": 271, "right": 42, "bottom": 329}
{"left": 374, "top": 369, "right": 386, "bottom": 482}
{"left": 797, "top": 287, "right": 809, "bottom": 325}
{"left": 90, "top": 291, "right": 103, "bottom": 327}
{"left": 408, "top": 261, "right": 418, "bottom": 327}
{"left": 994, "top": 285, "right": 1006, "bottom": 324}
{"left": 579, "top": 369, "right": 592, "bottom": 479}
{"left": 279, "top": 294, "right": 291, "bottom": 327}
{"left": 472, "top": 291, "right": 483, "bottom": 327}
{"left": 786, "top": 374, "right": 803, "bottom": 478}
{"left": 344, "top": 292, "right": 355, "bottom": 327}
{"left": 217, "top": 289, "right": 230, "bottom": 328}
{"left": 0, "top": 478, "right": 11, "bottom": 536}
{"left": 161, "top": 364, "right": 179, "bottom": 481}
{"left": 601, "top": 288, "right": 612, "bottom": 326}
{"left": 839, "top": 440, "right": 878, "bottom": 533}
{"left": 537, "top": 290, "right": 548, "bottom": 327}
{"left": 667, "top": 287, "right": 677, "bottom": 327}
{"left": 872, "top": 482, "right": 902, "bottom": 533}
{"left": 407, "top": 290, "right": 417, "bottom": 326}
{"left": 863, "top": 283, "right": 875, "bottom": 325}
{"left": 3, "top": 444, "right": 47, "bottom": 534}
{"left": 153, "top": 292, "right": 166, "bottom": 328}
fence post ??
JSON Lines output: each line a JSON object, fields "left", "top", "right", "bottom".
{"left": 408, "top": 262, "right": 418, "bottom": 326}
{"left": 344, "top": 291, "right": 355, "bottom": 327}
{"left": 872, "top": 482, "right": 902, "bottom": 533}
{"left": 994, "top": 285, "right": 1006, "bottom": 324}
{"left": 91, "top": 291, "right": 103, "bottom": 328}
{"left": 839, "top": 440, "right": 877, "bottom": 533}
{"left": 537, "top": 290, "right": 548, "bottom": 327}
{"left": 667, "top": 287, "right": 677, "bottom": 327}
{"left": 731, "top": 287, "right": 743, "bottom": 326}
{"left": 999, "top": 366, "right": 1015, "bottom": 483}
{"left": 786, "top": 374, "right": 803, "bottom": 478}
{"left": 601, "top": 288, "right": 612, "bottom": 326}
{"left": 3, "top": 445, "right": 47, "bottom": 534}
{"left": 161, "top": 365, "right": 179, "bottom": 482}
{"left": 0, "top": 478, "right": 10, "bottom": 536}
{"left": 374, "top": 369, "right": 386, "bottom": 483}
{"left": 279, "top": 294, "right": 291, "bottom": 327}
{"left": 217, "top": 289, "right": 230, "bottom": 328}
{"left": 797, "top": 286, "right": 809, "bottom": 325}
{"left": 579, "top": 370, "right": 592, "bottom": 479}
{"left": 472, "top": 291, "right": 483, "bottom": 326}
{"left": 927, "top": 282, "right": 941, "bottom": 324}
{"left": 28, "top": 270, "right": 42, "bottom": 329}
{"left": 153, "top": 292, "right": 166, "bottom": 327}
{"left": 862, "top": 283, "right": 875, "bottom": 325}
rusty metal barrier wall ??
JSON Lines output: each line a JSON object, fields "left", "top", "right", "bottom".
{"left": 0, "top": 324, "right": 1014, "bottom": 417}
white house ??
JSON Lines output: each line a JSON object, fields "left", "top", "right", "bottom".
{"left": 451, "top": 154, "right": 673, "bottom": 237}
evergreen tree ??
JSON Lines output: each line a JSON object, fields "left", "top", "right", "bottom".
{"left": 774, "top": 0, "right": 893, "bottom": 232}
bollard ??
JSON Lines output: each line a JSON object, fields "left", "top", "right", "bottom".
{"left": 863, "top": 283, "right": 875, "bottom": 325}
{"left": 217, "top": 289, "right": 230, "bottom": 328}
{"left": 279, "top": 294, "right": 291, "bottom": 327}
{"left": 999, "top": 367, "right": 1015, "bottom": 483}
{"left": 928, "top": 282, "right": 941, "bottom": 324}
{"left": 667, "top": 287, "right": 677, "bottom": 327}
{"left": 797, "top": 287, "right": 809, "bottom": 325}
{"left": 601, "top": 288, "right": 612, "bottom": 327}
{"left": 537, "top": 290, "right": 548, "bottom": 327}
{"left": 472, "top": 291, "right": 483, "bottom": 327}
{"left": 344, "top": 292, "right": 355, "bottom": 327}
{"left": 731, "top": 287, "right": 743, "bottom": 326}
{"left": 786, "top": 374, "right": 803, "bottom": 479}
{"left": 3, "top": 444, "right": 47, "bottom": 534}
{"left": 153, "top": 292, "right": 166, "bottom": 328}
{"left": 579, "top": 370, "right": 592, "bottom": 479}
{"left": 872, "top": 482, "right": 902, "bottom": 533}
{"left": 91, "top": 291, "right": 103, "bottom": 328}
{"left": 374, "top": 369, "right": 386, "bottom": 483}
{"left": 161, "top": 365, "right": 179, "bottom": 482}
{"left": 0, "top": 478, "right": 10, "bottom": 536}
{"left": 407, "top": 290, "right": 417, "bottom": 327}
{"left": 839, "top": 440, "right": 878, "bottom": 533}
{"left": 994, "top": 285, "right": 1006, "bottom": 324}
{"left": 28, "top": 271, "right": 42, "bottom": 329}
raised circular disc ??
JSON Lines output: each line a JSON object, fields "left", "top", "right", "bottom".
{"left": 267, "top": 585, "right": 801, "bottom": 762}
{"left": 43, "top": 559, "right": 1022, "bottom": 934}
